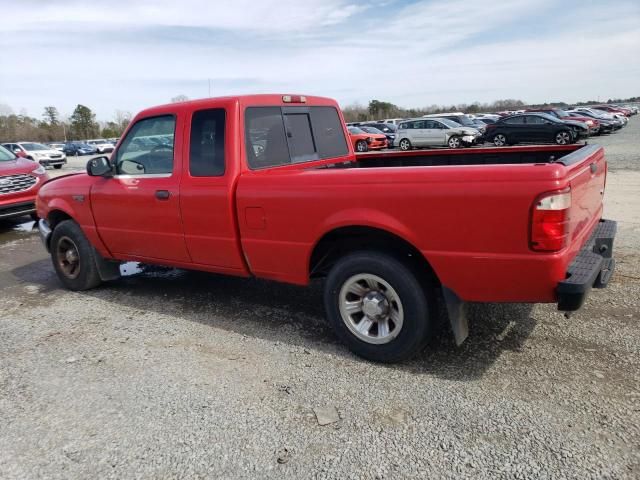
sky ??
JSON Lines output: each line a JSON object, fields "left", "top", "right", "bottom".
{"left": 1, "top": 0, "right": 639, "bottom": 121}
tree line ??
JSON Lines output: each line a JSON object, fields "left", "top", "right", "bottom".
{"left": 0, "top": 104, "right": 131, "bottom": 144}
{"left": 1, "top": 94, "right": 637, "bottom": 142}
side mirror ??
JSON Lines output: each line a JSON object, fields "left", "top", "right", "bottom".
{"left": 86, "top": 156, "right": 113, "bottom": 177}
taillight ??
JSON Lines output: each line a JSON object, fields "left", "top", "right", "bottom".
{"left": 530, "top": 190, "right": 571, "bottom": 252}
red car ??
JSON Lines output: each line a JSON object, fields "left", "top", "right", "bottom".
{"left": 526, "top": 108, "right": 601, "bottom": 135}
{"left": 36, "top": 94, "right": 616, "bottom": 362}
{"left": 592, "top": 105, "right": 632, "bottom": 117}
{"left": 348, "top": 126, "right": 387, "bottom": 152}
{"left": 0, "top": 144, "right": 49, "bottom": 221}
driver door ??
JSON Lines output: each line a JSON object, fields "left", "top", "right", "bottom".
{"left": 90, "top": 113, "right": 191, "bottom": 262}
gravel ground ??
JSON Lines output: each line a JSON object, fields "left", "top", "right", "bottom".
{"left": 1, "top": 118, "right": 639, "bottom": 479}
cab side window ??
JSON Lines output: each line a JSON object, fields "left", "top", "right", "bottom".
{"left": 115, "top": 115, "right": 175, "bottom": 175}
{"left": 190, "top": 109, "right": 225, "bottom": 176}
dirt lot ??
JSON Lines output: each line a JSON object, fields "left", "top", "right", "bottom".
{"left": 1, "top": 121, "right": 639, "bottom": 479}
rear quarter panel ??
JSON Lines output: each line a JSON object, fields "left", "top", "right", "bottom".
{"left": 236, "top": 145, "right": 606, "bottom": 303}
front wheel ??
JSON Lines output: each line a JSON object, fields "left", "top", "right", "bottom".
{"left": 324, "top": 251, "right": 434, "bottom": 363}
{"left": 50, "top": 220, "right": 102, "bottom": 291}
{"left": 398, "top": 138, "right": 412, "bottom": 151}
{"left": 448, "top": 135, "right": 462, "bottom": 148}
{"left": 555, "top": 130, "right": 572, "bottom": 145}
{"left": 355, "top": 140, "right": 368, "bottom": 153}
{"left": 493, "top": 133, "right": 507, "bottom": 146}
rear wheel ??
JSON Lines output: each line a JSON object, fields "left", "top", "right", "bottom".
{"left": 448, "top": 136, "right": 462, "bottom": 148}
{"left": 398, "top": 138, "right": 412, "bottom": 151}
{"left": 50, "top": 220, "right": 102, "bottom": 291}
{"left": 324, "top": 251, "right": 434, "bottom": 363}
{"left": 555, "top": 130, "right": 572, "bottom": 145}
{"left": 355, "top": 140, "right": 368, "bottom": 153}
{"left": 493, "top": 133, "right": 507, "bottom": 146}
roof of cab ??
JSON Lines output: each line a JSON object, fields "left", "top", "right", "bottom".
{"left": 136, "top": 94, "right": 338, "bottom": 118}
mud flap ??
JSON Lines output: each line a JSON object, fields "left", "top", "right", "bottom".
{"left": 442, "top": 286, "right": 469, "bottom": 345}
{"left": 92, "top": 247, "right": 121, "bottom": 281}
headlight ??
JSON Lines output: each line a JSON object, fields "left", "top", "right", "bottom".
{"left": 32, "top": 165, "right": 46, "bottom": 175}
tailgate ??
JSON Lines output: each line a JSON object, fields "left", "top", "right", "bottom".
{"left": 563, "top": 144, "right": 607, "bottom": 247}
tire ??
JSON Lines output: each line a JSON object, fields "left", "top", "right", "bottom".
{"left": 324, "top": 251, "right": 434, "bottom": 363}
{"left": 54, "top": 164, "right": 63, "bottom": 169}
{"left": 398, "top": 138, "right": 412, "bottom": 151}
{"left": 555, "top": 130, "right": 572, "bottom": 145}
{"left": 50, "top": 220, "right": 102, "bottom": 291}
{"left": 355, "top": 140, "right": 368, "bottom": 153}
{"left": 448, "top": 135, "right": 462, "bottom": 148}
{"left": 492, "top": 133, "right": 507, "bottom": 146}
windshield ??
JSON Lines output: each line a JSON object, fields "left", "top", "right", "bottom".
{"left": 0, "top": 145, "right": 16, "bottom": 162}
{"left": 440, "top": 118, "right": 462, "bottom": 128}
{"left": 360, "top": 126, "right": 383, "bottom": 134}
{"left": 21, "top": 143, "right": 50, "bottom": 151}
{"left": 554, "top": 109, "right": 570, "bottom": 118}
{"left": 348, "top": 127, "right": 364, "bottom": 134}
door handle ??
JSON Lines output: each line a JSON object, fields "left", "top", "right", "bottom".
{"left": 155, "top": 190, "right": 171, "bottom": 200}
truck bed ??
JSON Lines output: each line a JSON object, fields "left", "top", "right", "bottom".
{"left": 350, "top": 144, "right": 591, "bottom": 168}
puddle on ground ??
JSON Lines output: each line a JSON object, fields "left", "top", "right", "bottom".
{"left": 0, "top": 218, "right": 38, "bottom": 245}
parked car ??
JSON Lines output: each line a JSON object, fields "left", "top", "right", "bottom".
{"left": 359, "top": 124, "right": 396, "bottom": 147}
{"left": 347, "top": 126, "right": 387, "bottom": 152}
{"left": 476, "top": 118, "right": 496, "bottom": 125}
{"left": 63, "top": 142, "right": 97, "bottom": 156}
{"left": 566, "top": 110, "right": 617, "bottom": 133}
{"left": 0, "top": 144, "right": 49, "bottom": 221}
{"left": 526, "top": 108, "right": 600, "bottom": 135}
{"left": 1, "top": 142, "right": 67, "bottom": 169}
{"left": 592, "top": 105, "right": 632, "bottom": 117}
{"left": 571, "top": 108, "right": 625, "bottom": 128}
{"left": 48, "top": 143, "right": 66, "bottom": 152}
{"left": 395, "top": 118, "right": 481, "bottom": 150}
{"left": 36, "top": 94, "right": 616, "bottom": 363}
{"left": 484, "top": 113, "right": 579, "bottom": 146}
{"left": 87, "top": 139, "right": 115, "bottom": 153}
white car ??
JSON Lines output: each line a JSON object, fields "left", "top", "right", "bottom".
{"left": 87, "top": 139, "right": 115, "bottom": 153}
{"left": 394, "top": 118, "right": 482, "bottom": 150}
{"left": 1, "top": 142, "right": 67, "bottom": 169}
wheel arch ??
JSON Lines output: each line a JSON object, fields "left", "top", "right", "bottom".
{"left": 308, "top": 224, "right": 440, "bottom": 286}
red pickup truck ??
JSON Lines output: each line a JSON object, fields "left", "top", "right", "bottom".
{"left": 36, "top": 94, "right": 616, "bottom": 362}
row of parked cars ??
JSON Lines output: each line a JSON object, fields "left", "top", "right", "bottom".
{"left": 0, "top": 138, "right": 118, "bottom": 169}
{"left": 346, "top": 104, "right": 637, "bottom": 151}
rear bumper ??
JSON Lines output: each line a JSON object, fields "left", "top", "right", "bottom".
{"left": 557, "top": 219, "right": 616, "bottom": 311}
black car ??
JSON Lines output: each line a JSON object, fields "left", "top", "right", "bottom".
{"left": 360, "top": 123, "right": 397, "bottom": 146}
{"left": 63, "top": 142, "right": 97, "bottom": 156}
{"left": 483, "top": 113, "right": 578, "bottom": 146}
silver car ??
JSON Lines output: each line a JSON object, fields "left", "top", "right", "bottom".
{"left": 393, "top": 118, "right": 481, "bottom": 150}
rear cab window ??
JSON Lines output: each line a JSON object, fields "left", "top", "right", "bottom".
{"left": 245, "top": 106, "right": 349, "bottom": 169}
